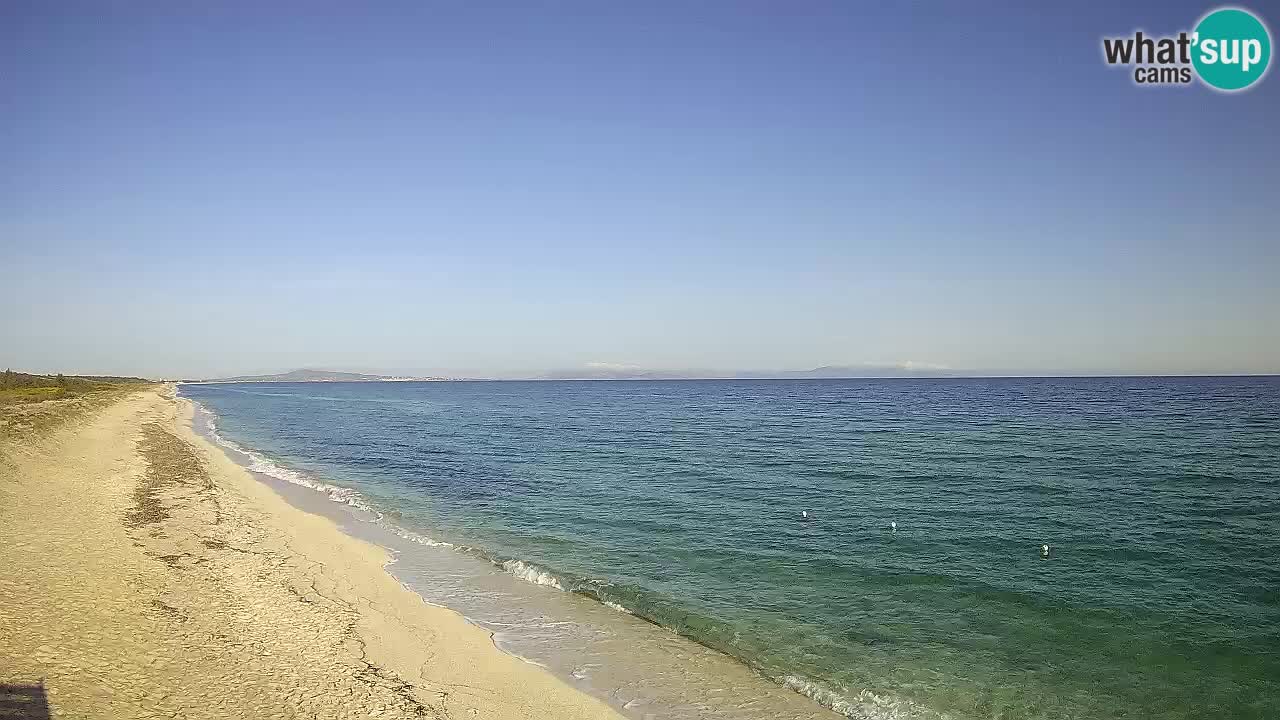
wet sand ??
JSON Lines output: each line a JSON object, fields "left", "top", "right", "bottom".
{"left": 0, "top": 386, "right": 623, "bottom": 719}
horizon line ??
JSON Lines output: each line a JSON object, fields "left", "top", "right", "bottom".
{"left": 178, "top": 372, "right": 1280, "bottom": 384}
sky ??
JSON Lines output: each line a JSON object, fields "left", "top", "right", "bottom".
{"left": 2, "top": 1, "right": 1278, "bottom": 378}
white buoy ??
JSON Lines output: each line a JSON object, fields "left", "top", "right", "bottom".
{"left": 891, "top": 521, "right": 897, "bottom": 532}
{"left": 1041, "top": 544, "right": 1050, "bottom": 558}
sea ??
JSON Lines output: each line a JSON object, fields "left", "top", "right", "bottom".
{"left": 178, "top": 377, "right": 1280, "bottom": 720}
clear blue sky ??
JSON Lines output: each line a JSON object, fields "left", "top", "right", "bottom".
{"left": 3, "top": 1, "right": 1277, "bottom": 377}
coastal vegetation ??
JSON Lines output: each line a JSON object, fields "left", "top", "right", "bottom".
{"left": 0, "top": 370, "right": 151, "bottom": 406}
{"left": 0, "top": 370, "right": 154, "bottom": 439}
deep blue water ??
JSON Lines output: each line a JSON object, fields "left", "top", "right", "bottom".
{"left": 181, "top": 377, "right": 1280, "bottom": 719}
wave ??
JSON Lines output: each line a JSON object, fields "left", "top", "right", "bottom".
{"left": 500, "top": 559, "right": 565, "bottom": 589}
{"left": 194, "top": 403, "right": 379, "bottom": 515}
{"left": 602, "top": 600, "right": 632, "bottom": 614}
{"left": 187, "top": 397, "right": 924, "bottom": 720}
{"left": 389, "top": 525, "right": 456, "bottom": 548}
{"left": 782, "top": 676, "right": 935, "bottom": 720}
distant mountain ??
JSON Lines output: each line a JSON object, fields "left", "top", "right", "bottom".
{"left": 195, "top": 368, "right": 439, "bottom": 383}
{"left": 532, "top": 364, "right": 960, "bottom": 381}
{"left": 538, "top": 367, "right": 697, "bottom": 380}
{"left": 766, "top": 364, "right": 958, "bottom": 379}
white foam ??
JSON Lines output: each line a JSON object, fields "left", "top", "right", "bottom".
{"left": 603, "top": 600, "right": 632, "bottom": 614}
{"left": 193, "top": 400, "right": 583, "bottom": 600}
{"left": 194, "top": 402, "right": 378, "bottom": 515}
{"left": 388, "top": 525, "right": 455, "bottom": 549}
{"left": 781, "top": 675, "right": 935, "bottom": 720}
{"left": 501, "top": 559, "right": 564, "bottom": 590}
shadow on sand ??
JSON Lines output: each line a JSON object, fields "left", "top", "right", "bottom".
{"left": 0, "top": 683, "right": 50, "bottom": 720}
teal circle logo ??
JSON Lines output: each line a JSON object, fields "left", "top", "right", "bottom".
{"left": 1192, "top": 7, "right": 1271, "bottom": 91}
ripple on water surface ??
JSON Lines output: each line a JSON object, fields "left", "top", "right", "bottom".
{"left": 182, "top": 377, "right": 1280, "bottom": 719}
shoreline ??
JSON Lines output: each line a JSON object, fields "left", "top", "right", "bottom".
{"left": 184, "top": 391, "right": 858, "bottom": 720}
{"left": 0, "top": 387, "right": 625, "bottom": 719}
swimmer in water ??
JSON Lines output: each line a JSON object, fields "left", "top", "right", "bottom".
{"left": 801, "top": 510, "right": 810, "bottom": 521}
{"left": 1041, "top": 544, "right": 1050, "bottom": 558}
{"left": 891, "top": 521, "right": 897, "bottom": 532}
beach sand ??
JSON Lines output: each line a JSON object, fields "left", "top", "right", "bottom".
{"left": 0, "top": 386, "right": 624, "bottom": 720}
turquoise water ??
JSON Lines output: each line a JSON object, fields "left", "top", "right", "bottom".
{"left": 181, "top": 377, "right": 1280, "bottom": 719}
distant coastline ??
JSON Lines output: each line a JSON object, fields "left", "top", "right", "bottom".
{"left": 186, "top": 367, "right": 1280, "bottom": 384}
{"left": 189, "top": 368, "right": 454, "bottom": 384}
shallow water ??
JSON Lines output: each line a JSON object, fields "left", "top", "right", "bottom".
{"left": 181, "top": 377, "right": 1280, "bottom": 719}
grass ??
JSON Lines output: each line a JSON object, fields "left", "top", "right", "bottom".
{"left": 0, "top": 369, "right": 157, "bottom": 439}
{"left": 0, "top": 370, "right": 152, "bottom": 407}
{"left": 0, "top": 387, "right": 67, "bottom": 405}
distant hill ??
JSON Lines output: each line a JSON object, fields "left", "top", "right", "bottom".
{"left": 533, "top": 364, "right": 960, "bottom": 380}
{"left": 766, "top": 365, "right": 958, "bottom": 379}
{"left": 538, "top": 367, "right": 692, "bottom": 381}
{"left": 195, "top": 368, "right": 438, "bottom": 383}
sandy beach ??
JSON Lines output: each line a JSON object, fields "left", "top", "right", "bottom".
{"left": 0, "top": 386, "right": 624, "bottom": 720}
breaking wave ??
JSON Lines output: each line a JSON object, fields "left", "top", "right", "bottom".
{"left": 500, "top": 559, "right": 565, "bottom": 589}
{"left": 781, "top": 676, "right": 938, "bottom": 720}
{"left": 194, "top": 402, "right": 377, "bottom": 515}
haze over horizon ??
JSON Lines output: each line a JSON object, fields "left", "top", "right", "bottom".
{"left": 176, "top": 361, "right": 1280, "bottom": 383}
{"left": 4, "top": 1, "right": 1278, "bottom": 379}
